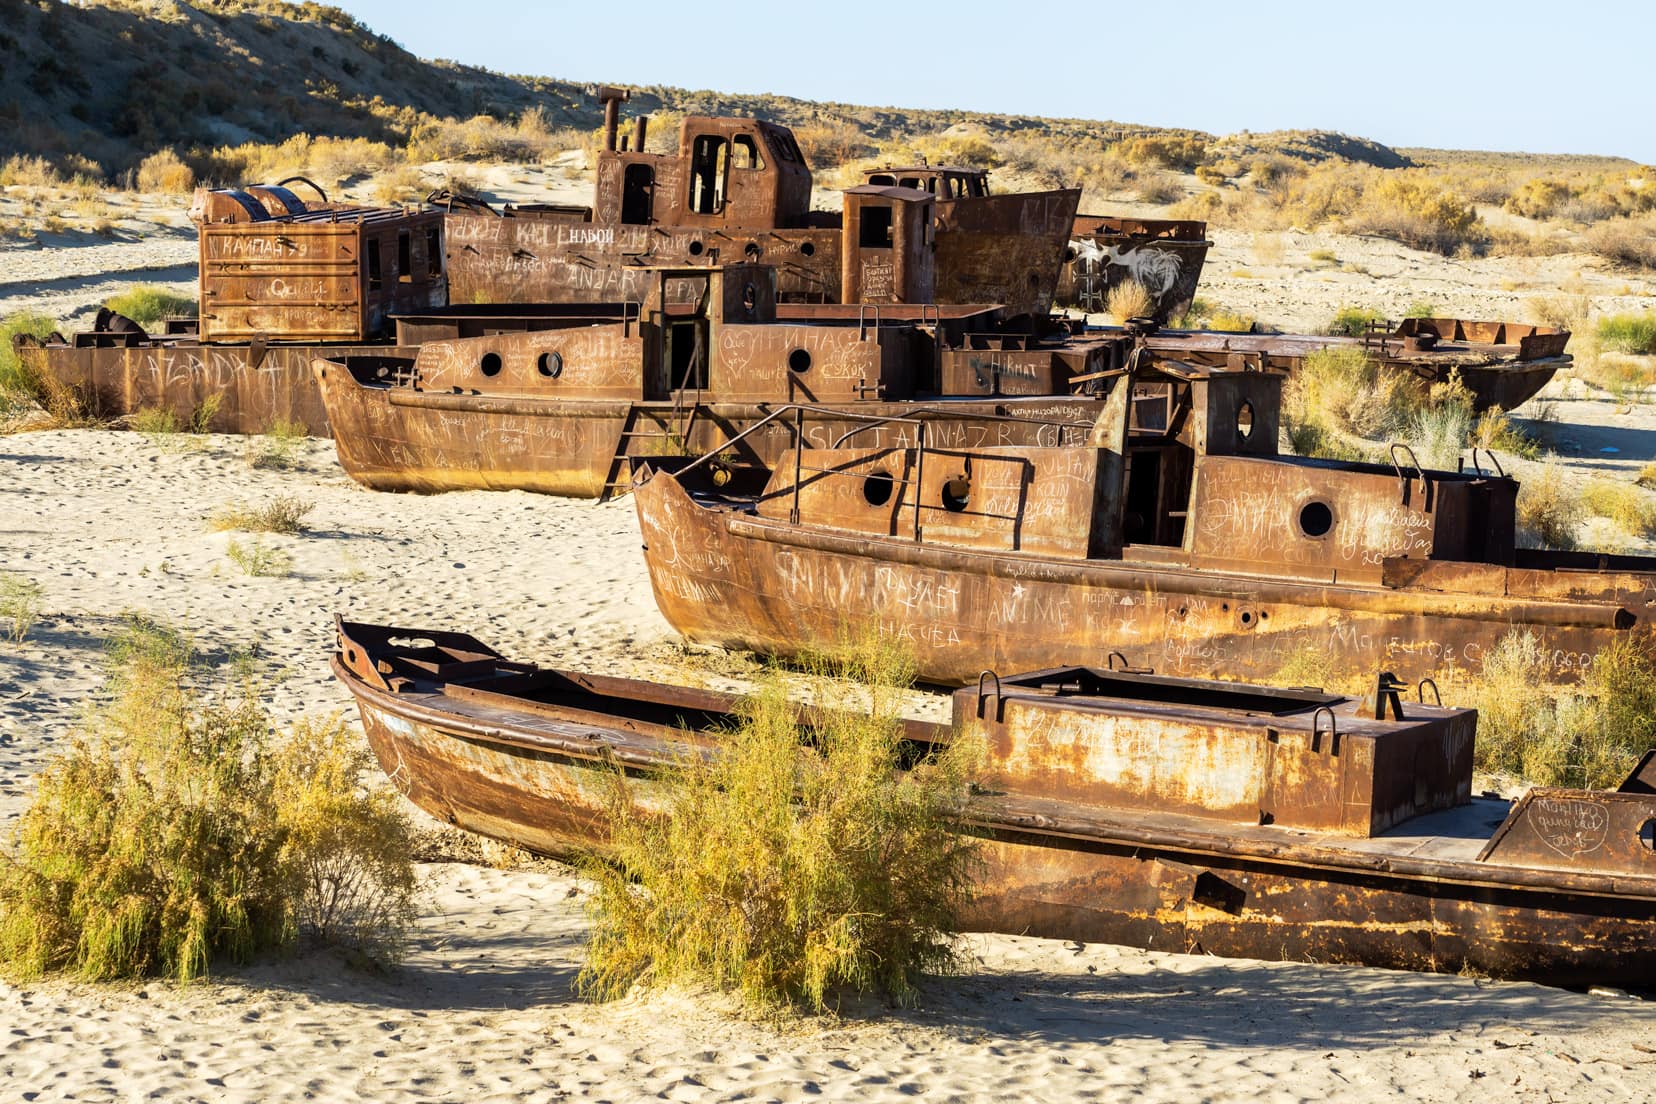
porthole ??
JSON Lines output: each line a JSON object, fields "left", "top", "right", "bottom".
{"left": 744, "top": 241, "right": 761, "bottom": 260}
{"left": 863, "top": 470, "right": 895, "bottom": 507}
{"left": 537, "top": 351, "right": 563, "bottom": 378}
{"left": 1298, "top": 500, "right": 1334, "bottom": 539}
{"left": 687, "top": 240, "right": 704, "bottom": 256}
{"left": 1641, "top": 818, "right": 1655, "bottom": 852}
{"left": 1237, "top": 607, "right": 1258, "bottom": 631}
{"left": 480, "top": 352, "right": 502, "bottom": 377}
{"left": 1063, "top": 246, "right": 1078, "bottom": 263}
{"left": 1237, "top": 400, "right": 1255, "bottom": 443}
{"left": 788, "top": 348, "right": 812, "bottom": 373}
{"left": 800, "top": 241, "right": 816, "bottom": 257}
{"left": 941, "top": 476, "right": 970, "bottom": 513}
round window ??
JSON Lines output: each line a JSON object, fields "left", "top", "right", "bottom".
{"left": 537, "top": 351, "right": 563, "bottom": 379}
{"left": 687, "top": 240, "right": 704, "bottom": 256}
{"left": 788, "top": 348, "right": 812, "bottom": 373}
{"left": 863, "top": 471, "right": 895, "bottom": 507}
{"left": 800, "top": 241, "right": 816, "bottom": 257}
{"left": 480, "top": 352, "right": 502, "bottom": 377}
{"left": 1298, "top": 500, "right": 1334, "bottom": 538}
{"left": 941, "top": 476, "right": 970, "bottom": 513}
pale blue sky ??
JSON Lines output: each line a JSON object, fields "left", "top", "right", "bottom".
{"left": 332, "top": 0, "right": 1655, "bottom": 163}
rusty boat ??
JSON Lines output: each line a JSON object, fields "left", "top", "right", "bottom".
{"left": 25, "top": 182, "right": 450, "bottom": 435}
{"left": 331, "top": 618, "right": 1656, "bottom": 988}
{"left": 314, "top": 256, "right": 1569, "bottom": 499}
{"left": 438, "top": 87, "right": 1081, "bottom": 321}
{"left": 634, "top": 354, "right": 1651, "bottom": 689}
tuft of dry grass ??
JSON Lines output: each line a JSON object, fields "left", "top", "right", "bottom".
{"left": 225, "top": 537, "right": 293, "bottom": 578}
{"left": 135, "top": 149, "right": 194, "bottom": 195}
{"left": 1580, "top": 479, "right": 1656, "bottom": 539}
{"left": 1514, "top": 458, "right": 1584, "bottom": 550}
{"left": 1596, "top": 312, "right": 1656, "bottom": 356}
{"left": 1584, "top": 217, "right": 1656, "bottom": 270}
{"left": 0, "top": 573, "right": 44, "bottom": 644}
{"left": 1104, "top": 278, "right": 1154, "bottom": 322}
{"left": 210, "top": 495, "right": 312, "bottom": 535}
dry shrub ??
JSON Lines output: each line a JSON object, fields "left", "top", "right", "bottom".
{"left": 0, "top": 155, "right": 60, "bottom": 187}
{"left": 1580, "top": 479, "right": 1656, "bottom": 538}
{"left": 1637, "top": 462, "right": 1656, "bottom": 489}
{"left": 209, "top": 494, "right": 313, "bottom": 535}
{"left": 0, "top": 311, "right": 59, "bottom": 399}
{"left": 1525, "top": 292, "right": 1591, "bottom": 331}
{"left": 0, "top": 572, "right": 44, "bottom": 644}
{"left": 1345, "top": 175, "right": 1484, "bottom": 254}
{"left": 1111, "top": 134, "right": 1207, "bottom": 171}
{"left": 1515, "top": 458, "right": 1584, "bottom": 550}
{"left": 1504, "top": 177, "right": 1573, "bottom": 220}
{"left": 1585, "top": 217, "right": 1656, "bottom": 269}
{"left": 372, "top": 164, "right": 426, "bottom": 206}
{"left": 1468, "top": 632, "right": 1655, "bottom": 789}
{"left": 580, "top": 639, "right": 980, "bottom": 1013}
{"left": 1282, "top": 347, "right": 1417, "bottom": 459}
{"left": 792, "top": 122, "right": 874, "bottom": 169}
{"left": 249, "top": 418, "right": 308, "bottom": 471}
{"left": 135, "top": 149, "right": 194, "bottom": 195}
{"left": 1104, "top": 278, "right": 1154, "bottom": 322}
{"left": 407, "top": 111, "right": 560, "bottom": 163}
{"left": 225, "top": 537, "right": 292, "bottom": 578}
{"left": 906, "top": 131, "right": 1001, "bottom": 169}
{"left": 1135, "top": 176, "right": 1182, "bottom": 205}
{"left": 0, "top": 618, "right": 417, "bottom": 981}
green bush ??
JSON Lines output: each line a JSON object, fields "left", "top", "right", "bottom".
{"left": 1469, "top": 633, "right": 1656, "bottom": 789}
{"left": 103, "top": 286, "right": 197, "bottom": 327}
{"left": 1597, "top": 312, "right": 1656, "bottom": 355}
{"left": 0, "top": 618, "right": 417, "bottom": 981}
{"left": 0, "top": 311, "right": 59, "bottom": 401}
{"left": 1327, "top": 305, "right": 1383, "bottom": 337}
{"left": 580, "top": 641, "right": 980, "bottom": 1013}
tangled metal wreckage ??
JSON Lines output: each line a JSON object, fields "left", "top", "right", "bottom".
{"left": 333, "top": 619, "right": 1656, "bottom": 988}
{"left": 632, "top": 351, "right": 1656, "bottom": 690}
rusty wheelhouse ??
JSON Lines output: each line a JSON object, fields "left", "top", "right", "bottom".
{"left": 331, "top": 618, "right": 1656, "bottom": 988}
{"left": 634, "top": 357, "right": 1649, "bottom": 688}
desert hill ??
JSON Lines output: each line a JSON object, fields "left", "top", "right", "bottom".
{"left": 9, "top": 0, "right": 1633, "bottom": 183}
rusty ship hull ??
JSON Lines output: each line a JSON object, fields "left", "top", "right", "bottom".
{"left": 332, "top": 620, "right": 1656, "bottom": 988}
{"left": 1058, "top": 216, "right": 1211, "bottom": 323}
{"left": 634, "top": 470, "right": 1654, "bottom": 688}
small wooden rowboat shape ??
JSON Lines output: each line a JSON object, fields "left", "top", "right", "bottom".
{"left": 332, "top": 618, "right": 1656, "bottom": 988}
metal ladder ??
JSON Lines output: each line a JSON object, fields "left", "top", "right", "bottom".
{"left": 597, "top": 401, "right": 699, "bottom": 502}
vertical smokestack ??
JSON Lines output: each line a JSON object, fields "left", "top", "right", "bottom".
{"left": 634, "top": 115, "right": 648, "bottom": 154}
{"left": 597, "top": 85, "right": 630, "bottom": 153}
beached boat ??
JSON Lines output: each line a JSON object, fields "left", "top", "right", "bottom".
{"left": 312, "top": 258, "right": 1567, "bottom": 498}
{"left": 1058, "top": 215, "right": 1211, "bottom": 322}
{"left": 439, "top": 89, "right": 1080, "bottom": 321}
{"left": 331, "top": 617, "right": 1656, "bottom": 987}
{"left": 634, "top": 355, "right": 1651, "bottom": 688}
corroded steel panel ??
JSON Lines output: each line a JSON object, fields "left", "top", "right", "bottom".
{"left": 1059, "top": 215, "right": 1211, "bottom": 322}
{"left": 1478, "top": 789, "right": 1656, "bottom": 875}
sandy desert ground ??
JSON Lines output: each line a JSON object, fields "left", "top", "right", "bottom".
{"left": 2, "top": 163, "right": 1656, "bottom": 1101}
{"left": 2, "top": 429, "right": 1655, "bottom": 1104}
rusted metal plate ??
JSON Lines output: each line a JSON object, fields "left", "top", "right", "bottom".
{"left": 331, "top": 619, "right": 1656, "bottom": 987}
{"left": 1477, "top": 789, "right": 1656, "bottom": 875}
{"left": 200, "top": 207, "right": 446, "bottom": 343}
{"left": 960, "top": 666, "right": 1476, "bottom": 836}
{"left": 23, "top": 336, "right": 411, "bottom": 435}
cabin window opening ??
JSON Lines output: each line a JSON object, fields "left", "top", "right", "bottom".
{"left": 863, "top": 470, "right": 895, "bottom": 507}
{"left": 668, "top": 321, "right": 707, "bottom": 391}
{"left": 899, "top": 176, "right": 922, "bottom": 191}
{"left": 1299, "top": 500, "right": 1334, "bottom": 539}
{"left": 869, "top": 173, "right": 895, "bottom": 186}
{"left": 941, "top": 475, "right": 970, "bottom": 513}
{"left": 732, "top": 134, "right": 763, "bottom": 170}
{"left": 425, "top": 227, "right": 442, "bottom": 277}
{"left": 1236, "top": 400, "right": 1255, "bottom": 442}
{"left": 768, "top": 130, "right": 803, "bottom": 163}
{"left": 967, "top": 174, "right": 988, "bottom": 198}
{"left": 537, "top": 352, "right": 563, "bottom": 378}
{"left": 367, "top": 239, "right": 383, "bottom": 290}
{"left": 480, "top": 352, "right": 502, "bottom": 377}
{"left": 689, "top": 134, "right": 728, "bottom": 214}
{"left": 788, "top": 348, "right": 811, "bottom": 373}
{"left": 860, "top": 205, "right": 893, "bottom": 249}
{"left": 622, "top": 163, "right": 654, "bottom": 224}
{"left": 397, "top": 230, "right": 412, "bottom": 281}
